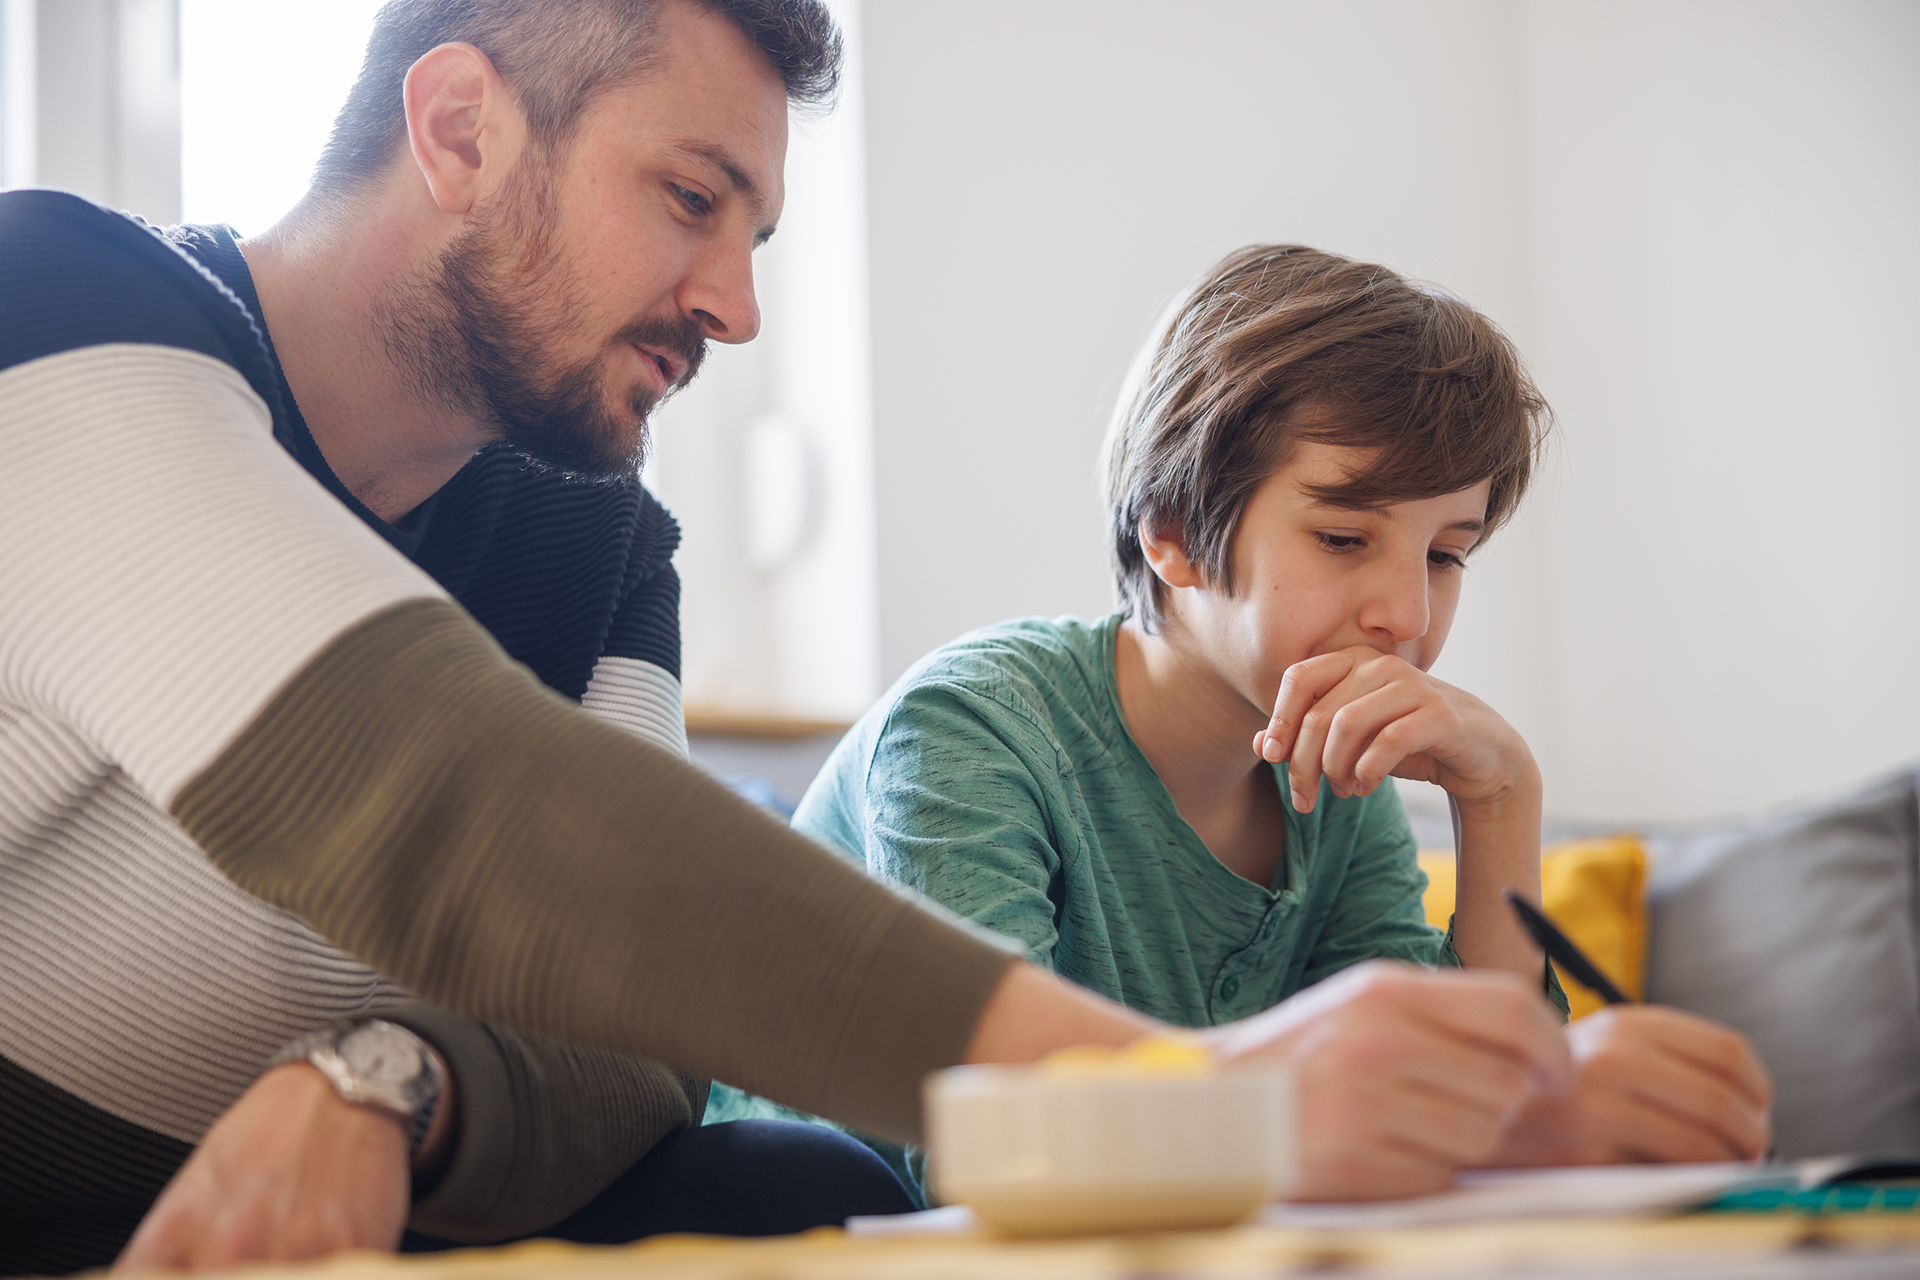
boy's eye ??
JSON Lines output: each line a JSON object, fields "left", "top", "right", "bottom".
{"left": 1314, "top": 532, "right": 1364, "bottom": 553}
{"left": 670, "top": 184, "right": 712, "bottom": 216}
{"left": 1428, "top": 549, "right": 1467, "bottom": 571}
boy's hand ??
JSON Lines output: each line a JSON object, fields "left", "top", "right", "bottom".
{"left": 1488, "top": 1005, "right": 1773, "bottom": 1167}
{"left": 1253, "top": 645, "right": 1534, "bottom": 816}
{"left": 1199, "top": 961, "right": 1573, "bottom": 1200}
{"left": 1254, "top": 644, "right": 1547, "bottom": 980}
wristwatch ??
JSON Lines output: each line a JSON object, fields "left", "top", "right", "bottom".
{"left": 271, "top": 1019, "right": 444, "bottom": 1158}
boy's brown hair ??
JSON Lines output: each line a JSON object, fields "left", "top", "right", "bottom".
{"left": 1102, "top": 244, "right": 1550, "bottom": 627}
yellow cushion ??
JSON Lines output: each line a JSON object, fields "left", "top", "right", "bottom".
{"left": 1416, "top": 836, "right": 1648, "bottom": 1021}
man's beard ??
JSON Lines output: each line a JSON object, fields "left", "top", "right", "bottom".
{"left": 379, "top": 167, "right": 707, "bottom": 480}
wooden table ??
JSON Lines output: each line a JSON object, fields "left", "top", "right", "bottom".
{"left": 215, "top": 1212, "right": 1920, "bottom": 1279}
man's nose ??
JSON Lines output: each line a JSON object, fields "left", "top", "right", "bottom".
{"left": 680, "top": 242, "right": 761, "bottom": 345}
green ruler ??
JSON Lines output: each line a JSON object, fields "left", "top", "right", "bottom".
{"left": 1708, "top": 1184, "right": 1920, "bottom": 1214}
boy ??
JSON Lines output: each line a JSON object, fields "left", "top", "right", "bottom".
{"left": 733, "top": 245, "right": 1768, "bottom": 1196}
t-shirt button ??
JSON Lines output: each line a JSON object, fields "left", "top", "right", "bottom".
{"left": 1220, "top": 975, "right": 1241, "bottom": 1000}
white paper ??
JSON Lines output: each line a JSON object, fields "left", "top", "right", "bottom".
{"left": 1258, "top": 1162, "right": 1793, "bottom": 1229}
{"left": 847, "top": 1163, "right": 1796, "bottom": 1238}
{"left": 846, "top": 1204, "right": 979, "bottom": 1237}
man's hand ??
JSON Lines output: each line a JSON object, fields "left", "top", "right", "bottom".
{"left": 1200, "top": 961, "right": 1573, "bottom": 1201}
{"left": 1254, "top": 646, "right": 1533, "bottom": 817}
{"left": 118, "top": 1064, "right": 415, "bottom": 1270}
{"left": 1489, "top": 1005, "right": 1773, "bottom": 1167}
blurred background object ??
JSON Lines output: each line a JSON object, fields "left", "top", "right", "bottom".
{"left": 2, "top": 0, "right": 180, "bottom": 219}
{"left": 3, "top": 0, "right": 1914, "bottom": 820}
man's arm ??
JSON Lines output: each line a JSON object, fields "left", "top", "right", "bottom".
{"left": 2, "top": 343, "right": 1020, "bottom": 1142}
{"left": 378, "top": 1005, "right": 707, "bottom": 1242}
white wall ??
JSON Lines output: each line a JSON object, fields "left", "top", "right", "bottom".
{"left": 12, "top": 0, "right": 1912, "bottom": 817}
{"left": 1, "top": 0, "right": 36, "bottom": 188}
{"left": 179, "top": 0, "right": 385, "bottom": 233}
{"left": 1521, "top": 0, "right": 1920, "bottom": 821}
{"left": 6, "top": 0, "right": 181, "bottom": 223}
{"left": 859, "top": 0, "right": 1920, "bottom": 822}
{"left": 863, "top": 0, "right": 1544, "bottom": 711}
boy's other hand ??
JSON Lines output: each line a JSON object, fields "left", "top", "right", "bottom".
{"left": 1486, "top": 1005, "right": 1773, "bottom": 1167}
{"left": 1199, "top": 961, "right": 1572, "bottom": 1201}
{"left": 1254, "top": 646, "right": 1534, "bottom": 817}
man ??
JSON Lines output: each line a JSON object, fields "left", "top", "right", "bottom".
{"left": 0, "top": 0, "right": 1737, "bottom": 1273}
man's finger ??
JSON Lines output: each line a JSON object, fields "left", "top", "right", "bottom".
{"left": 116, "top": 1172, "right": 214, "bottom": 1272}
{"left": 116, "top": 1203, "right": 185, "bottom": 1271}
{"left": 1303, "top": 963, "right": 1573, "bottom": 1094}
{"left": 1309, "top": 1067, "right": 1514, "bottom": 1169}
{"left": 1400, "top": 971, "right": 1574, "bottom": 1093}
{"left": 1292, "top": 1134, "right": 1456, "bottom": 1203}
{"left": 202, "top": 1199, "right": 277, "bottom": 1271}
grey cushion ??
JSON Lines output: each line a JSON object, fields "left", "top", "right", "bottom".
{"left": 1642, "top": 769, "right": 1920, "bottom": 1158}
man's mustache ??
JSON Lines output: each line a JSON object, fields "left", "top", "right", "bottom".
{"left": 617, "top": 316, "right": 708, "bottom": 393}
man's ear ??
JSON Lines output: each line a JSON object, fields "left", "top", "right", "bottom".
{"left": 1137, "top": 520, "right": 1202, "bottom": 590}
{"left": 403, "top": 43, "right": 517, "bottom": 216}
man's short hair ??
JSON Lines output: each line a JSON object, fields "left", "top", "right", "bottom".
{"left": 312, "top": 0, "right": 841, "bottom": 196}
{"left": 1102, "top": 244, "right": 1550, "bottom": 627}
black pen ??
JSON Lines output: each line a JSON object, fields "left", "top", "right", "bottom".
{"left": 1502, "top": 888, "right": 1631, "bottom": 1006}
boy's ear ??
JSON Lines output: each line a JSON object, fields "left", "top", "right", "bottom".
{"left": 1138, "top": 520, "right": 1203, "bottom": 590}
{"left": 403, "top": 42, "right": 520, "bottom": 216}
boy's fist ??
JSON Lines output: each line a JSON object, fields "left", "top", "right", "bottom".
{"left": 1254, "top": 645, "right": 1536, "bottom": 816}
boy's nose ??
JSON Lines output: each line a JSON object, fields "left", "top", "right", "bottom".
{"left": 1359, "top": 562, "right": 1430, "bottom": 645}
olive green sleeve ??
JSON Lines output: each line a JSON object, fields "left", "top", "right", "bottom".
{"left": 375, "top": 1003, "right": 707, "bottom": 1242}
{"left": 172, "top": 600, "right": 1022, "bottom": 1145}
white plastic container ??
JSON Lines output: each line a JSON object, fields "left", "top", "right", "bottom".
{"left": 925, "top": 1058, "right": 1296, "bottom": 1237}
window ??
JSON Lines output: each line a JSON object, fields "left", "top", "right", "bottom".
{"left": 181, "top": 0, "right": 382, "bottom": 233}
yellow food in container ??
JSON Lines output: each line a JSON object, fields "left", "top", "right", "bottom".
{"left": 925, "top": 1035, "right": 1295, "bottom": 1237}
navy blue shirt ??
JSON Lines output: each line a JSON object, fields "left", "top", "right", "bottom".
{"left": 0, "top": 189, "right": 681, "bottom": 698}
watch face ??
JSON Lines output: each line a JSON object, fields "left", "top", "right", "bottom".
{"left": 339, "top": 1024, "right": 424, "bottom": 1089}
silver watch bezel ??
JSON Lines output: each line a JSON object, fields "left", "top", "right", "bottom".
{"left": 272, "top": 1018, "right": 443, "bottom": 1156}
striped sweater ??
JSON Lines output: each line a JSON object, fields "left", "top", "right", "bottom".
{"left": 0, "top": 192, "right": 1018, "bottom": 1273}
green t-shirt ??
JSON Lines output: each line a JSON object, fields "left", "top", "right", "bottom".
{"left": 793, "top": 613, "right": 1456, "bottom": 1022}
{"left": 706, "top": 614, "right": 1562, "bottom": 1197}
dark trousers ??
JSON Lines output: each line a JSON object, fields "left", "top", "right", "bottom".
{"left": 404, "top": 1119, "right": 915, "bottom": 1249}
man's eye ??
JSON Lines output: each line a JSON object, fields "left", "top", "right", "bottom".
{"left": 671, "top": 185, "right": 711, "bottom": 215}
{"left": 1314, "top": 532, "right": 1363, "bottom": 553}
